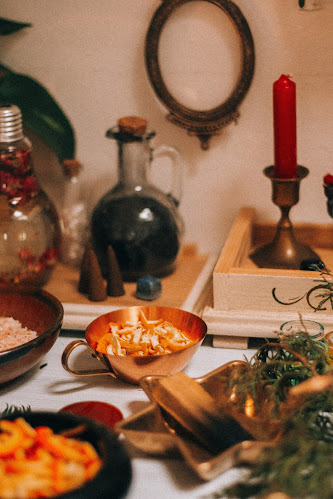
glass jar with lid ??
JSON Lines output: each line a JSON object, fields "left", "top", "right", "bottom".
{"left": 0, "top": 104, "right": 60, "bottom": 286}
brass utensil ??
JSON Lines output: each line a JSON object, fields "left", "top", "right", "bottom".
{"left": 140, "top": 372, "right": 253, "bottom": 454}
{"left": 115, "top": 361, "right": 277, "bottom": 480}
{"left": 155, "top": 402, "right": 272, "bottom": 481}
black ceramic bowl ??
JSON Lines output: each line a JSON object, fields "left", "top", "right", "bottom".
{"left": 0, "top": 286, "right": 64, "bottom": 385}
{"left": 1, "top": 410, "right": 132, "bottom": 499}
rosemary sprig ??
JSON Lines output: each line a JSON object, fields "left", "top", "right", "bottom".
{"left": 229, "top": 333, "right": 329, "bottom": 416}
{"left": 220, "top": 401, "right": 333, "bottom": 499}
{"left": 210, "top": 333, "right": 333, "bottom": 498}
{"left": 0, "top": 404, "right": 31, "bottom": 419}
{"left": 308, "top": 264, "right": 333, "bottom": 311}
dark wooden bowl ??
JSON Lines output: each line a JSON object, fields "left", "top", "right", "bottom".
{"left": 2, "top": 410, "right": 132, "bottom": 499}
{"left": 0, "top": 286, "right": 63, "bottom": 385}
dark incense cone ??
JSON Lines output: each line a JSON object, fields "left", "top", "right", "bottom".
{"left": 87, "top": 247, "right": 107, "bottom": 302}
{"left": 78, "top": 242, "right": 93, "bottom": 294}
{"left": 106, "top": 245, "right": 125, "bottom": 297}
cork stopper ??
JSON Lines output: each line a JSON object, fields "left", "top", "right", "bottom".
{"left": 117, "top": 116, "right": 147, "bottom": 136}
{"left": 62, "top": 159, "right": 82, "bottom": 178}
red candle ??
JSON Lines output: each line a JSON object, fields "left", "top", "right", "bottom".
{"left": 273, "top": 74, "right": 297, "bottom": 178}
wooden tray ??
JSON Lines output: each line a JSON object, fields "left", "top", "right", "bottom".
{"left": 202, "top": 207, "right": 333, "bottom": 348}
{"left": 45, "top": 244, "right": 215, "bottom": 330}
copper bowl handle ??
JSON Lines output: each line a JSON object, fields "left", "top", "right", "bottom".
{"left": 61, "top": 340, "right": 117, "bottom": 378}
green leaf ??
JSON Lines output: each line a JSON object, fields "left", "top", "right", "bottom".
{"left": 0, "top": 17, "right": 31, "bottom": 35}
{"left": 0, "top": 64, "right": 76, "bottom": 162}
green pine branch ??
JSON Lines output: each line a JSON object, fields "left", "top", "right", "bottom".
{"left": 209, "top": 335, "right": 333, "bottom": 498}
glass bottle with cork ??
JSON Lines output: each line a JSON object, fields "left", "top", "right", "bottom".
{"left": 91, "top": 116, "right": 184, "bottom": 281}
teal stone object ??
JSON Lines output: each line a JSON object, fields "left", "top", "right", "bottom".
{"left": 136, "top": 275, "right": 162, "bottom": 301}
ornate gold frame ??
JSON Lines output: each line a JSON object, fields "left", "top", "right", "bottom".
{"left": 145, "top": 0, "right": 255, "bottom": 150}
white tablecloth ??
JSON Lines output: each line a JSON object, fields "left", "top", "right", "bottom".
{"left": 0, "top": 331, "right": 255, "bottom": 498}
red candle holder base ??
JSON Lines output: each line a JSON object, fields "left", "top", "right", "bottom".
{"left": 250, "top": 165, "right": 320, "bottom": 270}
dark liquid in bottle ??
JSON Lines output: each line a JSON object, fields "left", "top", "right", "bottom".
{"left": 91, "top": 195, "right": 180, "bottom": 281}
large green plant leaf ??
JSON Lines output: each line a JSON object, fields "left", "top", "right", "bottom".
{"left": 0, "top": 18, "right": 76, "bottom": 163}
{"left": 0, "top": 64, "right": 76, "bottom": 162}
{"left": 0, "top": 17, "right": 31, "bottom": 35}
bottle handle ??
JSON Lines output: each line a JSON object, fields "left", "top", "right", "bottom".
{"left": 152, "top": 145, "right": 182, "bottom": 206}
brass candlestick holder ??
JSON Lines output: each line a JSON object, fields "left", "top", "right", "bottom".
{"left": 250, "top": 165, "right": 319, "bottom": 269}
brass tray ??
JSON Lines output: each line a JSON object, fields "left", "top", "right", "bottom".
{"left": 115, "top": 361, "right": 272, "bottom": 481}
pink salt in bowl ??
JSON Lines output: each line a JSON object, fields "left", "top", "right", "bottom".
{"left": 0, "top": 286, "right": 63, "bottom": 385}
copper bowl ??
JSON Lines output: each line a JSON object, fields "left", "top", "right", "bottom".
{"left": 62, "top": 306, "right": 207, "bottom": 385}
{"left": 0, "top": 286, "right": 63, "bottom": 385}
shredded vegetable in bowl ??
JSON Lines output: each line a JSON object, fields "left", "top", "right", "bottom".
{"left": 96, "top": 311, "right": 194, "bottom": 357}
{"left": 0, "top": 417, "right": 102, "bottom": 498}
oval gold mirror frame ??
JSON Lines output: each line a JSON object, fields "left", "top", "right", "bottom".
{"left": 145, "top": 0, "right": 255, "bottom": 150}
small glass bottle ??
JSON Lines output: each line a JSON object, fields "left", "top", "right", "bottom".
{"left": 280, "top": 319, "right": 327, "bottom": 352}
{"left": 280, "top": 320, "right": 325, "bottom": 342}
{"left": 0, "top": 104, "right": 60, "bottom": 286}
{"left": 59, "top": 160, "right": 89, "bottom": 267}
{"left": 91, "top": 116, "right": 184, "bottom": 281}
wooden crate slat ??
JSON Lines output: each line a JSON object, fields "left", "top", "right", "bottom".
{"left": 207, "top": 207, "right": 333, "bottom": 347}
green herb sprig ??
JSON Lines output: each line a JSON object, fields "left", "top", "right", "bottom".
{"left": 0, "top": 404, "right": 31, "bottom": 419}
{"left": 211, "top": 333, "right": 333, "bottom": 498}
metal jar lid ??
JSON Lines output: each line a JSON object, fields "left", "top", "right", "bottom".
{"left": 0, "top": 104, "right": 24, "bottom": 142}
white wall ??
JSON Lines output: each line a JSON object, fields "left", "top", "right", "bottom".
{"left": 1, "top": 0, "right": 332, "bottom": 255}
